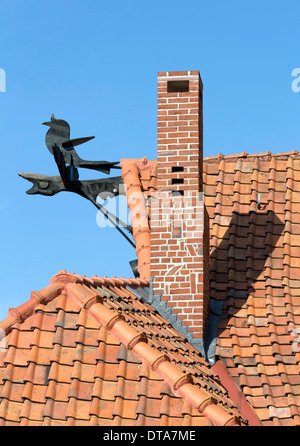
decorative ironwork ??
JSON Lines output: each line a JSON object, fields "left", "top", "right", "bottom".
{"left": 19, "top": 115, "right": 135, "bottom": 248}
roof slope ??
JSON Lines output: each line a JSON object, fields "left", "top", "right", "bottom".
{"left": 122, "top": 150, "right": 300, "bottom": 426}
{"left": 0, "top": 272, "right": 245, "bottom": 426}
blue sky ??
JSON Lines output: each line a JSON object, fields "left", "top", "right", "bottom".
{"left": 0, "top": 0, "right": 300, "bottom": 320}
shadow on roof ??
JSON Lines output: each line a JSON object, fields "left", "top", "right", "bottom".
{"left": 209, "top": 209, "right": 284, "bottom": 336}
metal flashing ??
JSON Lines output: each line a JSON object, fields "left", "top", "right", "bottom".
{"left": 126, "top": 280, "right": 206, "bottom": 357}
{"left": 204, "top": 299, "right": 224, "bottom": 366}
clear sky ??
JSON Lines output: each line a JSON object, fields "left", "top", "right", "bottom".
{"left": 0, "top": 0, "right": 300, "bottom": 320}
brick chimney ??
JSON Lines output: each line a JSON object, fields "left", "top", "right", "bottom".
{"left": 150, "top": 70, "right": 210, "bottom": 354}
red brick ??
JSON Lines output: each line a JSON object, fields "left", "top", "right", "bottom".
{"left": 151, "top": 71, "right": 209, "bottom": 343}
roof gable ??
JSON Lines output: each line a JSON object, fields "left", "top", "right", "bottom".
{"left": 0, "top": 272, "right": 245, "bottom": 426}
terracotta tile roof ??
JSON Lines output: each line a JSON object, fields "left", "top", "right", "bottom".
{"left": 122, "top": 150, "right": 300, "bottom": 426}
{"left": 0, "top": 272, "right": 246, "bottom": 426}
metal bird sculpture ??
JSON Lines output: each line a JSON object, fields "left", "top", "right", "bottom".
{"left": 43, "top": 114, "right": 120, "bottom": 174}
{"left": 19, "top": 115, "right": 135, "bottom": 249}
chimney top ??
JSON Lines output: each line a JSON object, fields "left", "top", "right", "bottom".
{"left": 151, "top": 70, "right": 209, "bottom": 356}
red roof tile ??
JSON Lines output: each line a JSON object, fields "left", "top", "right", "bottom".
{"left": 5, "top": 150, "right": 299, "bottom": 425}
{"left": 0, "top": 272, "right": 246, "bottom": 426}
{"left": 124, "top": 150, "right": 300, "bottom": 426}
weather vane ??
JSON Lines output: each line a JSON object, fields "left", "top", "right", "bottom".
{"left": 19, "top": 114, "right": 135, "bottom": 248}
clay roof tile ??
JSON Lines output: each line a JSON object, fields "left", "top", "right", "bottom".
{"left": 119, "top": 150, "right": 300, "bottom": 426}
{"left": 0, "top": 271, "right": 247, "bottom": 426}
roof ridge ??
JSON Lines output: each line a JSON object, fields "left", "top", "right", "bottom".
{"left": 50, "top": 271, "right": 149, "bottom": 287}
{"left": 0, "top": 271, "right": 149, "bottom": 335}
{"left": 120, "top": 149, "right": 300, "bottom": 166}
{"left": 204, "top": 149, "right": 299, "bottom": 162}
{"left": 0, "top": 282, "right": 63, "bottom": 335}
{"left": 120, "top": 161, "right": 151, "bottom": 280}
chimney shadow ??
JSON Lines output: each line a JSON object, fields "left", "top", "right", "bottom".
{"left": 209, "top": 209, "right": 284, "bottom": 337}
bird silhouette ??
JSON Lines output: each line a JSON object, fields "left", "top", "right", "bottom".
{"left": 42, "top": 114, "right": 120, "bottom": 174}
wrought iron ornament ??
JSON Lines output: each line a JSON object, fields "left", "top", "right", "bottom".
{"left": 19, "top": 115, "right": 135, "bottom": 248}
